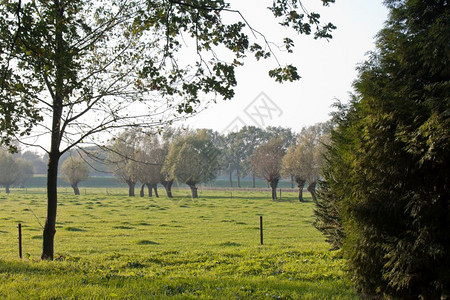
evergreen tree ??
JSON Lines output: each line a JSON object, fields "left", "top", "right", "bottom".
{"left": 316, "top": 1, "right": 449, "bottom": 298}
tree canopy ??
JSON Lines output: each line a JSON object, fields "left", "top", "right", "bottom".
{"left": 163, "top": 129, "right": 220, "bottom": 198}
{"left": 0, "top": 150, "right": 34, "bottom": 193}
{"left": 107, "top": 129, "right": 141, "bottom": 197}
{"left": 315, "top": 0, "right": 449, "bottom": 298}
{"left": 60, "top": 156, "right": 90, "bottom": 195}
{"left": 251, "top": 138, "right": 285, "bottom": 200}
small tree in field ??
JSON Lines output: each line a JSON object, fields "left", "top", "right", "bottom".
{"left": 282, "top": 123, "right": 329, "bottom": 202}
{"left": 0, "top": 150, "right": 34, "bottom": 193}
{"left": 108, "top": 130, "right": 140, "bottom": 197}
{"left": 282, "top": 146, "right": 307, "bottom": 202}
{"left": 60, "top": 157, "right": 89, "bottom": 195}
{"left": 164, "top": 130, "right": 220, "bottom": 198}
{"left": 135, "top": 134, "right": 165, "bottom": 198}
{"left": 251, "top": 139, "right": 285, "bottom": 200}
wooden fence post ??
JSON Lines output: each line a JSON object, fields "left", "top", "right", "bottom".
{"left": 18, "top": 223, "right": 22, "bottom": 259}
{"left": 260, "top": 216, "right": 263, "bottom": 245}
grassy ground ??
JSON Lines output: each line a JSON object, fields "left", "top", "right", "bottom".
{"left": 0, "top": 188, "right": 356, "bottom": 299}
{"left": 24, "top": 175, "right": 298, "bottom": 189}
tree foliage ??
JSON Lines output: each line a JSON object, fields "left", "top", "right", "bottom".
{"left": 282, "top": 122, "right": 329, "bottom": 202}
{"left": 0, "top": 150, "right": 34, "bottom": 193}
{"left": 316, "top": 1, "right": 449, "bottom": 298}
{"left": 164, "top": 129, "right": 220, "bottom": 198}
{"left": 107, "top": 129, "right": 140, "bottom": 197}
{"left": 60, "top": 156, "right": 89, "bottom": 195}
{"left": 251, "top": 138, "right": 285, "bottom": 200}
{"left": 135, "top": 133, "right": 165, "bottom": 198}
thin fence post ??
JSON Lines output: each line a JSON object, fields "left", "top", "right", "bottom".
{"left": 18, "top": 223, "right": 22, "bottom": 259}
{"left": 260, "top": 216, "right": 263, "bottom": 245}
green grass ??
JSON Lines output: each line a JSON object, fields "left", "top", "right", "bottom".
{"left": 23, "top": 175, "right": 297, "bottom": 189}
{"left": 0, "top": 188, "right": 356, "bottom": 299}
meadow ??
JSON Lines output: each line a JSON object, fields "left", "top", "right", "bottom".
{"left": 0, "top": 188, "right": 356, "bottom": 299}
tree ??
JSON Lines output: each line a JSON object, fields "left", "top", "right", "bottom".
{"left": 313, "top": 107, "right": 348, "bottom": 250}
{"left": 108, "top": 130, "right": 140, "bottom": 197}
{"left": 223, "top": 131, "right": 246, "bottom": 187}
{"left": 164, "top": 130, "right": 220, "bottom": 198}
{"left": 135, "top": 133, "right": 165, "bottom": 198}
{"left": 0, "top": 150, "right": 34, "bottom": 193}
{"left": 299, "top": 123, "right": 329, "bottom": 202}
{"left": 251, "top": 138, "right": 285, "bottom": 200}
{"left": 60, "top": 156, "right": 89, "bottom": 195}
{"left": 282, "top": 123, "right": 329, "bottom": 202}
{"left": 282, "top": 146, "right": 307, "bottom": 201}
{"left": 316, "top": 1, "right": 449, "bottom": 298}
{"left": 21, "top": 151, "right": 47, "bottom": 174}
{"left": 238, "top": 126, "right": 269, "bottom": 188}
{"left": 158, "top": 127, "right": 182, "bottom": 198}
{"left": 16, "top": 158, "right": 34, "bottom": 188}
{"left": 266, "top": 126, "right": 297, "bottom": 150}
{"left": 0, "top": 0, "right": 335, "bottom": 260}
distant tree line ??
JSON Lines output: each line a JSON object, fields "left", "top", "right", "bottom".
{"left": 100, "top": 123, "right": 330, "bottom": 199}
{"left": 0, "top": 122, "right": 331, "bottom": 201}
{"left": 1, "top": 123, "right": 330, "bottom": 200}
{"left": 31, "top": 124, "right": 325, "bottom": 199}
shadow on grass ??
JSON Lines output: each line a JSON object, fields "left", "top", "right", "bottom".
{"left": 218, "top": 242, "right": 242, "bottom": 247}
{"left": 65, "top": 227, "right": 86, "bottom": 232}
{"left": 136, "top": 240, "right": 160, "bottom": 245}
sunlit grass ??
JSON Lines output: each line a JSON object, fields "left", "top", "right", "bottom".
{"left": 0, "top": 188, "right": 356, "bottom": 299}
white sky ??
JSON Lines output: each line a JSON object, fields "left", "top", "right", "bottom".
{"left": 185, "top": 0, "right": 389, "bottom": 134}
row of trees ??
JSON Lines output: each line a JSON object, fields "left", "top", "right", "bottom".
{"left": 99, "top": 124, "right": 329, "bottom": 200}
{"left": 0, "top": 123, "right": 328, "bottom": 199}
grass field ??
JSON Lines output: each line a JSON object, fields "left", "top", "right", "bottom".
{"left": 0, "top": 188, "right": 356, "bottom": 299}
{"left": 24, "top": 175, "right": 298, "bottom": 189}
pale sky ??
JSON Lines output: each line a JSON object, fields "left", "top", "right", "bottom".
{"left": 185, "top": 0, "right": 389, "bottom": 134}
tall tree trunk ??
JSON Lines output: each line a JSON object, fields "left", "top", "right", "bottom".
{"left": 189, "top": 184, "right": 198, "bottom": 198}
{"left": 42, "top": 0, "right": 65, "bottom": 261}
{"left": 5, "top": 184, "right": 10, "bottom": 194}
{"left": 42, "top": 151, "right": 60, "bottom": 260}
{"left": 140, "top": 184, "right": 145, "bottom": 197}
{"left": 229, "top": 171, "right": 233, "bottom": 187}
{"left": 127, "top": 181, "right": 135, "bottom": 196}
{"left": 153, "top": 186, "right": 159, "bottom": 198}
{"left": 147, "top": 184, "right": 153, "bottom": 197}
{"left": 296, "top": 178, "right": 306, "bottom": 202}
{"left": 269, "top": 178, "right": 279, "bottom": 200}
{"left": 307, "top": 181, "right": 317, "bottom": 203}
{"left": 161, "top": 179, "right": 173, "bottom": 198}
{"left": 71, "top": 184, "right": 80, "bottom": 195}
